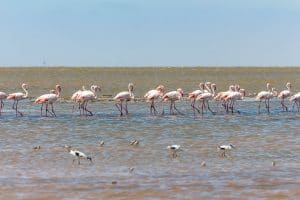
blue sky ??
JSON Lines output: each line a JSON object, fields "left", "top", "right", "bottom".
{"left": 0, "top": 0, "right": 299, "bottom": 66}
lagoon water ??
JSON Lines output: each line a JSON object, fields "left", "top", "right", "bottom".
{"left": 0, "top": 67, "right": 299, "bottom": 199}
{"left": 0, "top": 99, "right": 299, "bottom": 199}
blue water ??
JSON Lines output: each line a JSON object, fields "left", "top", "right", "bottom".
{"left": 0, "top": 99, "right": 299, "bottom": 199}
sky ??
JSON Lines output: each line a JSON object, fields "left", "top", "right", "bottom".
{"left": 0, "top": 0, "right": 300, "bottom": 66}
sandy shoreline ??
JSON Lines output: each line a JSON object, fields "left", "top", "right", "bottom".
{"left": 0, "top": 67, "right": 299, "bottom": 99}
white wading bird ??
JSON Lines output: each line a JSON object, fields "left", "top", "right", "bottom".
{"left": 65, "top": 146, "right": 92, "bottom": 164}
{"left": 218, "top": 144, "right": 235, "bottom": 157}
{"left": 167, "top": 145, "right": 181, "bottom": 158}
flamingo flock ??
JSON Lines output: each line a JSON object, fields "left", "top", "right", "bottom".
{"left": 0, "top": 82, "right": 299, "bottom": 117}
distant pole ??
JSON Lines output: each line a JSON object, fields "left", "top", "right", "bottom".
{"left": 43, "top": 57, "right": 47, "bottom": 66}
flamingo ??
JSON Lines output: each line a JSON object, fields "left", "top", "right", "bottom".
{"left": 256, "top": 83, "right": 277, "bottom": 113}
{"left": 162, "top": 88, "right": 184, "bottom": 115}
{"left": 35, "top": 85, "right": 62, "bottom": 117}
{"left": 114, "top": 83, "right": 134, "bottom": 116}
{"left": 196, "top": 82, "right": 217, "bottom": 114}
{"left": 188, "top": 82, "right": 205, "bottom": 114}
{"left": 71, "top": 86, "right": 86, "bottom": 114}
{"left": 0, "top": 91, "right": 7, "bottom": 115}
{"left": 144, "top": 85, "right": 165, "bottom": 115}
{"left": 77, "top": 85, "right": 101, "bottom": 116}
{"left": 290, "top": 92, "right": 300, "bottom": 111}
{"left": 224, "top": 87, "right": 246, "bottom": 113}
{"left": 278, "top": 82, "right": 292, "bottom": 111}
{"left": 214, "top": 85, "right": 235, "bottom": 112}
{"left": 7, "top": 83, "right": 29, "bottom": 117}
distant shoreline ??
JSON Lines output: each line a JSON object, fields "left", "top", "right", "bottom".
{"left": 0, "top": 65, "right": 300, "bottom": 68}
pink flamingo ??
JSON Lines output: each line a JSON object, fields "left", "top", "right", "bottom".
{"left": 162, "top": 88, "right": 184, "bottom": 115}
{"left": 188, "top": 82, "right": 205, "bottom": 114}
{"left": 144, "top": 85, "right": 165, "bottom": 114}
{"left": 278, "top": 82, "right": 292, "bottom": 111}
{"left": 214, "top": 85, "right": 235, "bottom": 112}
{"left": 7, "top": 83, "right": 29, "bottom": 117}
{"left": 290, "top": 92, "right": 300, "bottom": 111}
{"left": 114, "top": 83, "right": 134, "bottom": 116}
{"left": 35, "top": 85, "right": 62, "bottom": 117}
{"left": 224, "top": 87, "right": 246, "bottom": 113}
{"left": 77, "top": 85, "right": 101, "bottom": 116}
{"left": 71, "top": 86, "right": 86, "bottom": 114}
{"left": 256, "top": 83, "right": 277, "bottom": 113}
{"left": 0, "top": 91, "right": 7, "bottom": 115}
{"left": 196, "top": 82, "right": 216, "bottom": 114}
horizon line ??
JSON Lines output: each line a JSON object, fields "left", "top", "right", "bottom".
{"left": 0, "top": 65, "right": 300, "bottom": 68}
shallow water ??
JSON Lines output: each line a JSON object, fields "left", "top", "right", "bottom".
{"left": 0, "top": 98, "right": 299, "bottom": 199}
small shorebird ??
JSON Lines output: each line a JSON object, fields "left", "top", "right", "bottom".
{"left": 167, "top": 145, "right": 181, "bottom": 158}
{"left": 130, "top": 139, "right": 139, "bottom": 146}
{"left": 218, "top": 144, "right": 235, "bottom": 157}
{"left": 99, "top": 140, "right": 105, "bottom": 146}
{"left": 33, "top": 146, "right": 41, "bottom": 150}
{"left": 65, "top": 146, "right": 92, "bottom": 164}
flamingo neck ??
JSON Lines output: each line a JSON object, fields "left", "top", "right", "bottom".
{"left": 205, "top": 83, "right": 212, "bottom": 93}
{"left": 56, "top": 88, "right": 61, "bottom": 97}
{"left": 271, "top": 88, "right": 277, "bottom": 96}
{"left": 22, "top": 85, "right": 28, "bottom": 98}
{"left": 266, "top": 84, "right": 270, "bottom": 92}
{"left": 211, "top": 87, "right": 216, "bottom": 97}
{"left": 129, "top": 90, "right": 134, "bottom": 98}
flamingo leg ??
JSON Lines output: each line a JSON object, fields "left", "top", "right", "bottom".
{"left": 267, "top": 98, "right": 270, "bottom": 113}
{"left": 120, "top": 102, "right": 123, "bottom": 116}
{"left": 169, "top": 101, "right": 173, "bottom": 114}
{"left": 0, "top": 100, "right": 3, "bottom": 115}
{"left": 150, "top": 101, "right": 153, "bottom": 114}
{"left": 84, "top": 101, "right": 93, "bottom": 116}
{"left": 78, "top": 102, "right": 82, "bottom": 115}
{"left": 115, "top": 102, "right": 122, "bottom": 116}
{"left": 264, "top": 99, "right": 268, "bottom": 109}
{"left": 40, "top": 103, "right": 44, "bottom": 116}
{"left": 160, "top": 101, "right": 165, "bottom": 115}
{"left": 191, "top": 99, "right": 201, "bottom": 114}
{"left": 173, "top": 103, "right": 183, "bottom": 115}
{"left": 50, "top": 103, "right": 57, "bottom": 117}
{"left": 15, "top": 100, "right": 23, "bottom": 117}
{"left": 221, "top": 100, "right": 227, "bottom": 111}
{"left": 81, "top": 102, "right": 86, "bottom": 115}
{"left": 292, "top": 101, "right": 296, "bottom": 111}
{"left": 226, "top": 101, "right": 230, "bottom": 113}
{"left": 229, "top": 100, "right": 235, "bottom": 113}
{"left": 281, "top": 99, "right": 288, "bottom": 111}
{"left": 151, "top": 101, "right": 158, "bottom": 115}
{"left": 206, "top": 101, "right": 215, "bottom": 114}
{"left": 12, "top": 100, "right": 16, "bottom": 109}
{"left": 191, "top": 99, "right": 196, "bottom": 114}
{"left": 125, "top": 100, "right": 129, "bottom": 115}
{"left": 199, "top": 101, "right": 204, "bottom": 114}
{"left": 258, "top": 100, "right": 262, "bottom": 113}
{"left": 46, "top": 103, "right": 51, "bottom": 117}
